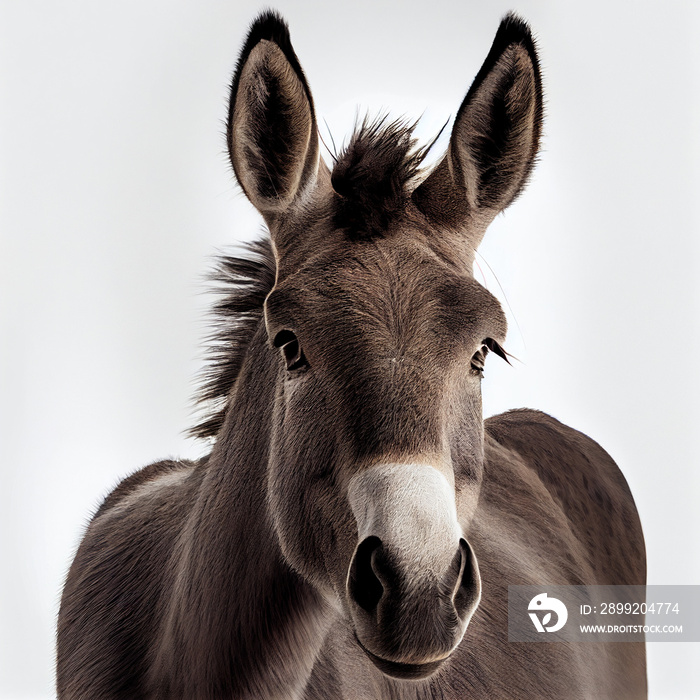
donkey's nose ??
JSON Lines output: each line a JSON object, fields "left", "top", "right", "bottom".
{"left": 345, "top": 463, "right": 480, "bottom": 676}
{"left": 348, "top": 536, "right": 479, "bottom": 619}
{"left": 347, "top": 535, "right": 481, "bottom": 677}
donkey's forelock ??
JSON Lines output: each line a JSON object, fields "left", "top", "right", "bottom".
{"left": 191, "top": 117, "right": 437, "bottom": 439}
{"left": 331, "top": 117, "right": 435, "bottom": 239}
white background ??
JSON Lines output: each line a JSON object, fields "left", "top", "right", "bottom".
{"left": 1, "top": 1, "right": 698, "bottom": 698}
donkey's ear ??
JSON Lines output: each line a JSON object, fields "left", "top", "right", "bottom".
{"left": 227, "top": 12, "right": 319, "bottom": 222}
{"left": 413, "top": 14, "right": 543, "bottom": 244}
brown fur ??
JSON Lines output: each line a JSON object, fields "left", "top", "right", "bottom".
{"left": 56, "top": 11, "right": 646, "bottom": 699}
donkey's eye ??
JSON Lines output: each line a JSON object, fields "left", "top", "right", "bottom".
{"left": 273, "top": 330, "right": 309, "bottom": 372}
{"left": 470, "top": 338, "right": 509, "bottom": 378}
{"left": 470, "top": 345, "right": 488, "bottom": 378}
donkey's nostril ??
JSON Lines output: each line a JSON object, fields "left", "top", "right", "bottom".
{"left": 348, "top": 536, "right": 384, "bottom": 613}
{"left": 453, "top": 538, "right": 481, "bottom": 619}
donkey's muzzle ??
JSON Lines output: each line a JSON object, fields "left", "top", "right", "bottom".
{"left": 347, "top": 536, "right": 480, "bottom": 678}
{"left": 345, "top": 462, "right": 481, "bottom": 677}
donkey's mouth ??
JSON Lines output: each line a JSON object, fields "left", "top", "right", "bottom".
{"left": 354, "top": 635, "right": 448, "bottom": 680}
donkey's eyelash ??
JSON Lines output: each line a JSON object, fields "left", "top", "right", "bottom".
{"left": 470, "top": 339, "right": 510, "bottom": 378}
{"left": 483, "top": 338, "right": 511, "bottom": 365}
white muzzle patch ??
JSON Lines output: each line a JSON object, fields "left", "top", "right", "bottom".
{"left": 347, "top": 463, "right": 463, "bottom": 579}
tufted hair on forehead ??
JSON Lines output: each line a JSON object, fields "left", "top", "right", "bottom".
{"left": 331, "top": 117, "right": 437, "bottom": 239}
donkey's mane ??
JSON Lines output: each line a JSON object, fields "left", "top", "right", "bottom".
{"left": 331, "top": 117, "right": 434, "bottom": 239}
{"left": 190, "top": 238, "right": 275, "bottom": 439}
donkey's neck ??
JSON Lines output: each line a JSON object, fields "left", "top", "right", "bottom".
{"left": 153, "top": 326, "right": 332, "bottom": 699}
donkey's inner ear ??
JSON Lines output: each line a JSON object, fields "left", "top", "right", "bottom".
{"left": 413, "top": 13, "right": 543, "bottom": 241}
{"left": 228, "top": 12, "right": 319, "bottom": 220}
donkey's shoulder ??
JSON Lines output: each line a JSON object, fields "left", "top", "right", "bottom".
{"left": 92, "top": 457, "right": 204, "bottom": 520}
{"left": 484, "top": 409, "right": 645, "bottom": 584}
{"left": 484, "top": 408, "right": 631, "bottom": 504}
{"left": 485, "top": 408, "right": 620, "bottom": 481}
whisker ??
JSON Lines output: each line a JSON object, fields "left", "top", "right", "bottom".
{"left": 474, "top": 259, "right": 488, "bottom": 288}
{"left": 475, "top": 249, "right": 526, "bottom": 353}
{"left": 321, "top": 118, "right": 339, "bottom": 162}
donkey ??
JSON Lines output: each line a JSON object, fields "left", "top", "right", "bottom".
{"left": 57, "top": 11, "right": 647, "bottom": 700}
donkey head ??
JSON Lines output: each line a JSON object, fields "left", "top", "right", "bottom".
{"left": 228, "top": 11, "right": 542, "bottom": 679}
